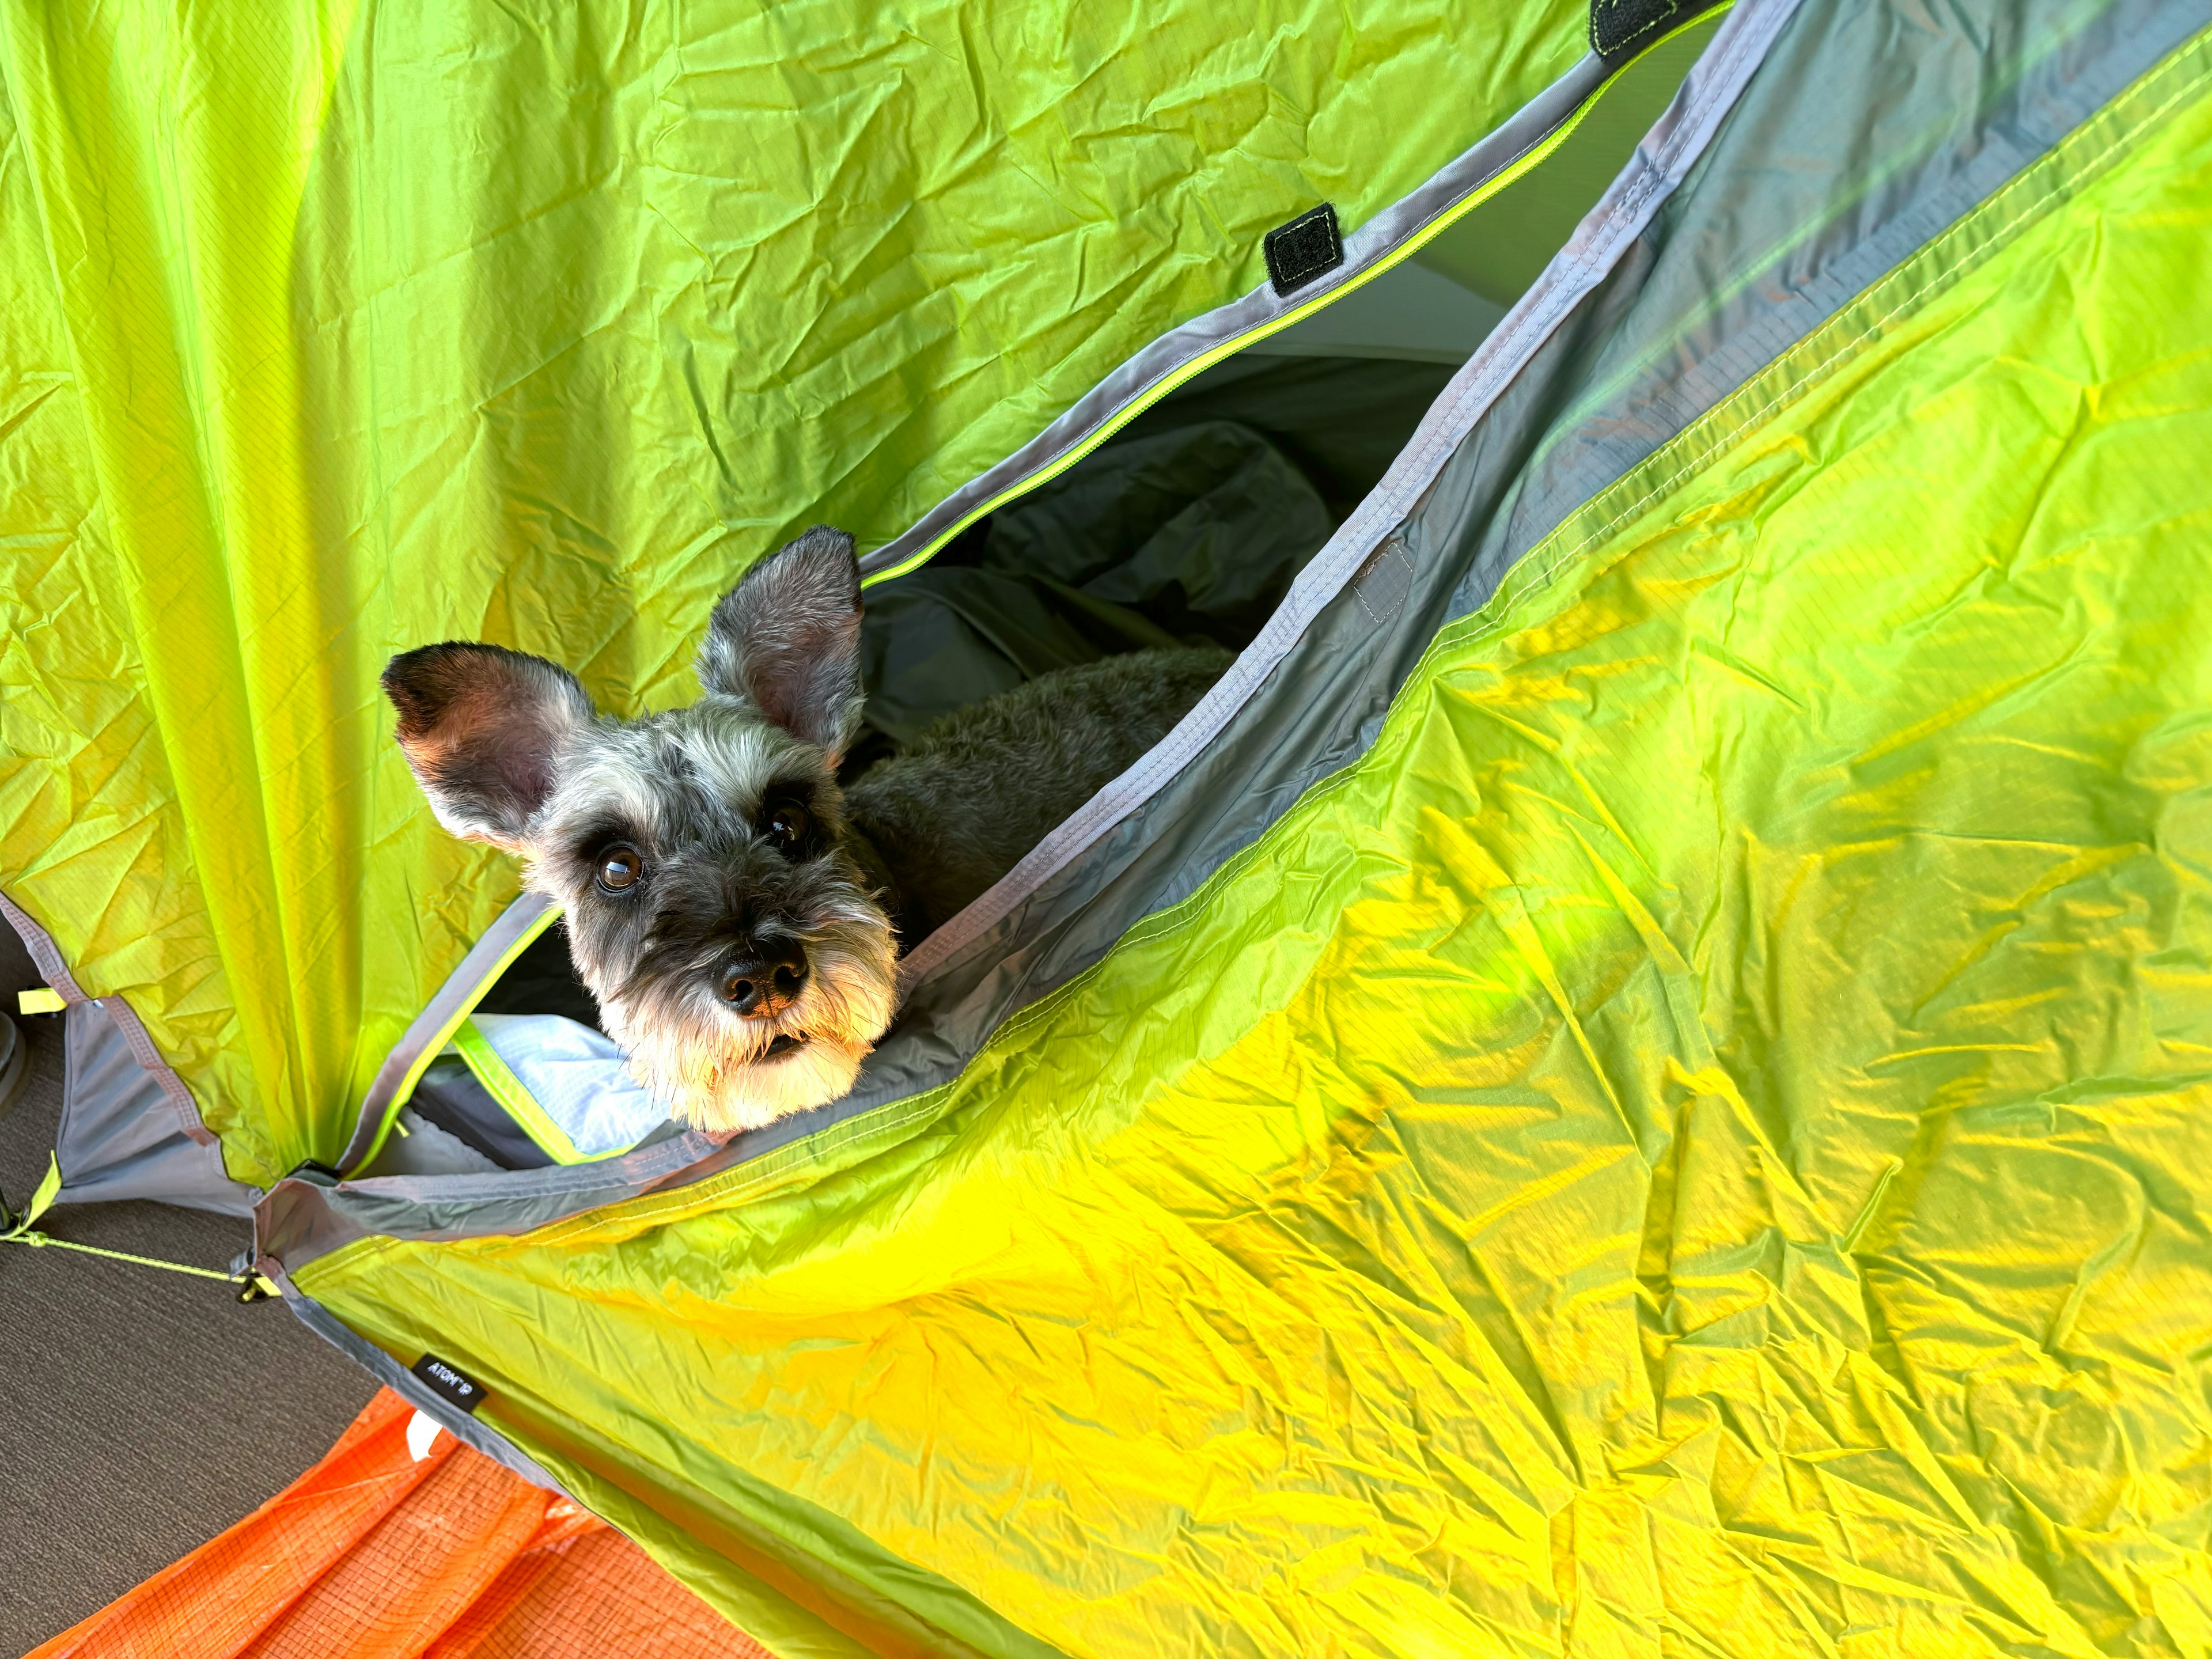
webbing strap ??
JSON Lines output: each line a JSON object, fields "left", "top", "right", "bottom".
{"left": 1, "top": 1152, "right": 281, "bottom": 1299}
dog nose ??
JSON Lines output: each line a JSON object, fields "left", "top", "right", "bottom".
{"left": 717, "top": 942, "right": 808, "bottom": 1017}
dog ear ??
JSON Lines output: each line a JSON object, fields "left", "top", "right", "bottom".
{"left": 698, "top": 525, "right": 865, "bottom": 761}
{"left": 381, "top": 642, "right": 594, "bottom": 850}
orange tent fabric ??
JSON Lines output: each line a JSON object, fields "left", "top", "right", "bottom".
{"left": 32, "top": 1389, "right": 763, "bottom": 1658}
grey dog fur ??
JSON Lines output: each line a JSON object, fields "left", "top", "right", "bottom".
{"left": 382, "top": 525, "right": 1227, "bottom": 1132}
{"left": 846, "top": 645, "right": 1229, "bottom": 934}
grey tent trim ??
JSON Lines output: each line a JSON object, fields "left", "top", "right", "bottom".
{"left": 894, "top": 0, "right": 1804, "bottom": 995}
{"left": 0, "top": 888, "right": 217, "bottom": 1148}
{"left": 58, "top": 1001, "right": 256, "bottom": 1215}
{"left": 1, "top": 886, "right": 251, "bottom": 1213}
{"left": 1448, "top": 0, "right": 2208, "bottom": 616}
{"left": 262, "top": 1122, "right": 727, "bottom": 1268}
{"left": 276, "top": 1267, "right": 578, "bottom": 1494}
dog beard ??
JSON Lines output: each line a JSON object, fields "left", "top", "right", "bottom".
{"left": 600, "top": 897, "right": 899, "bottom": 1134}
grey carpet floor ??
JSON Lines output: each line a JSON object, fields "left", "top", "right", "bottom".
{"left": 0, "top": 931, "right": 380, "bottom": 1654}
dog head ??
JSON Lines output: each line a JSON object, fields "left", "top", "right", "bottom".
{"left": 381, "top": 526, "right": 898, "bottom": 1134}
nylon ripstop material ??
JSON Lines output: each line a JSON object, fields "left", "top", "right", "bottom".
{"left": 29, "top": 1388, "right": 759, "bottom": 1658}
{"left": 300, "top": 27, "right": 2212, "bottom": 1659}
{"left": 0, "top": 0, "right": 1586, "bottom": 1185}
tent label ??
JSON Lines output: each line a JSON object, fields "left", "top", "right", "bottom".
{"left": 410, "top": 1353, "right": 490, "bottom": 1414}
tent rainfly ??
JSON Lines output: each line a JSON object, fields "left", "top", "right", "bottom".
{"left": 6, "top": 0, "right": 2212, "bottom": 1652}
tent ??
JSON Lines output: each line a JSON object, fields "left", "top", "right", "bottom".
{"left": 6, "top": 0, "right": 2211, "bottom": 1649}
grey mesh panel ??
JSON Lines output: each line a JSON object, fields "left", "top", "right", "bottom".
{"left": 55, "top": 1000, "right": 255, "bottom": 1216}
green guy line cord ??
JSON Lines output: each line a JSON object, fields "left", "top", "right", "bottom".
{"left": 1, "top": 1153, "right": 281, "bottom": 1300}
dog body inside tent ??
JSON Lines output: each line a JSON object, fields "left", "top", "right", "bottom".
{"left": 5, "top": 0, "right": 2211, "bottom": 1653}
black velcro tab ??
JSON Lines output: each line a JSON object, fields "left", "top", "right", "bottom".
{"left": 411, "top": 1353, "right": 490, "bottom": 1414}
{"left": 1590, "top": 0, "right": 1714, "bottom": 63}
{"left": 1263, "top": 203, "right": 1343, "bottom": 297}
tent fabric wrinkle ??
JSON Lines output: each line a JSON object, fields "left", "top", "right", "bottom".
{"left": 885, "top": 0, "right": 1802, "bottom": 999}
{"left": 0, "top": 0, "right": 1594, "bottom": 1187}
{"left": 5, "top": 0, "right": 2211, "bottom": 1654}
{"left": 297, "top": 12, "right": 2212, "bottom": 1653}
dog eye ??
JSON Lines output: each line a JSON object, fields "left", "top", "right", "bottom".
{"left": 764, "top": 802, "right": 810, "bottom": 853}
{"left": 596, "top": 844, "right": 643, "bottom": 893}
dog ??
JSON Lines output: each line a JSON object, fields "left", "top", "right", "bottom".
{"left": 383, "top": 526, "right": 1228, "bottom": 1133}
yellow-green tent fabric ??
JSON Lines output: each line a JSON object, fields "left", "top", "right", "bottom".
{"left": 7, "top": 0, "right": 2212, "bottom": 1652}
{"left": 0, "top": 0, "right": 1592, "bottom": 1182}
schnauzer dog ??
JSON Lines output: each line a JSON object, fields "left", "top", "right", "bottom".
{"left": 384, "top": 527, "right": 1227, "bottom": 1133}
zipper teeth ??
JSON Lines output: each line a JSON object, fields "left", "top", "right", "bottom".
{"left": 859, "top": 7, "right": 1728, "bottom": 592}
